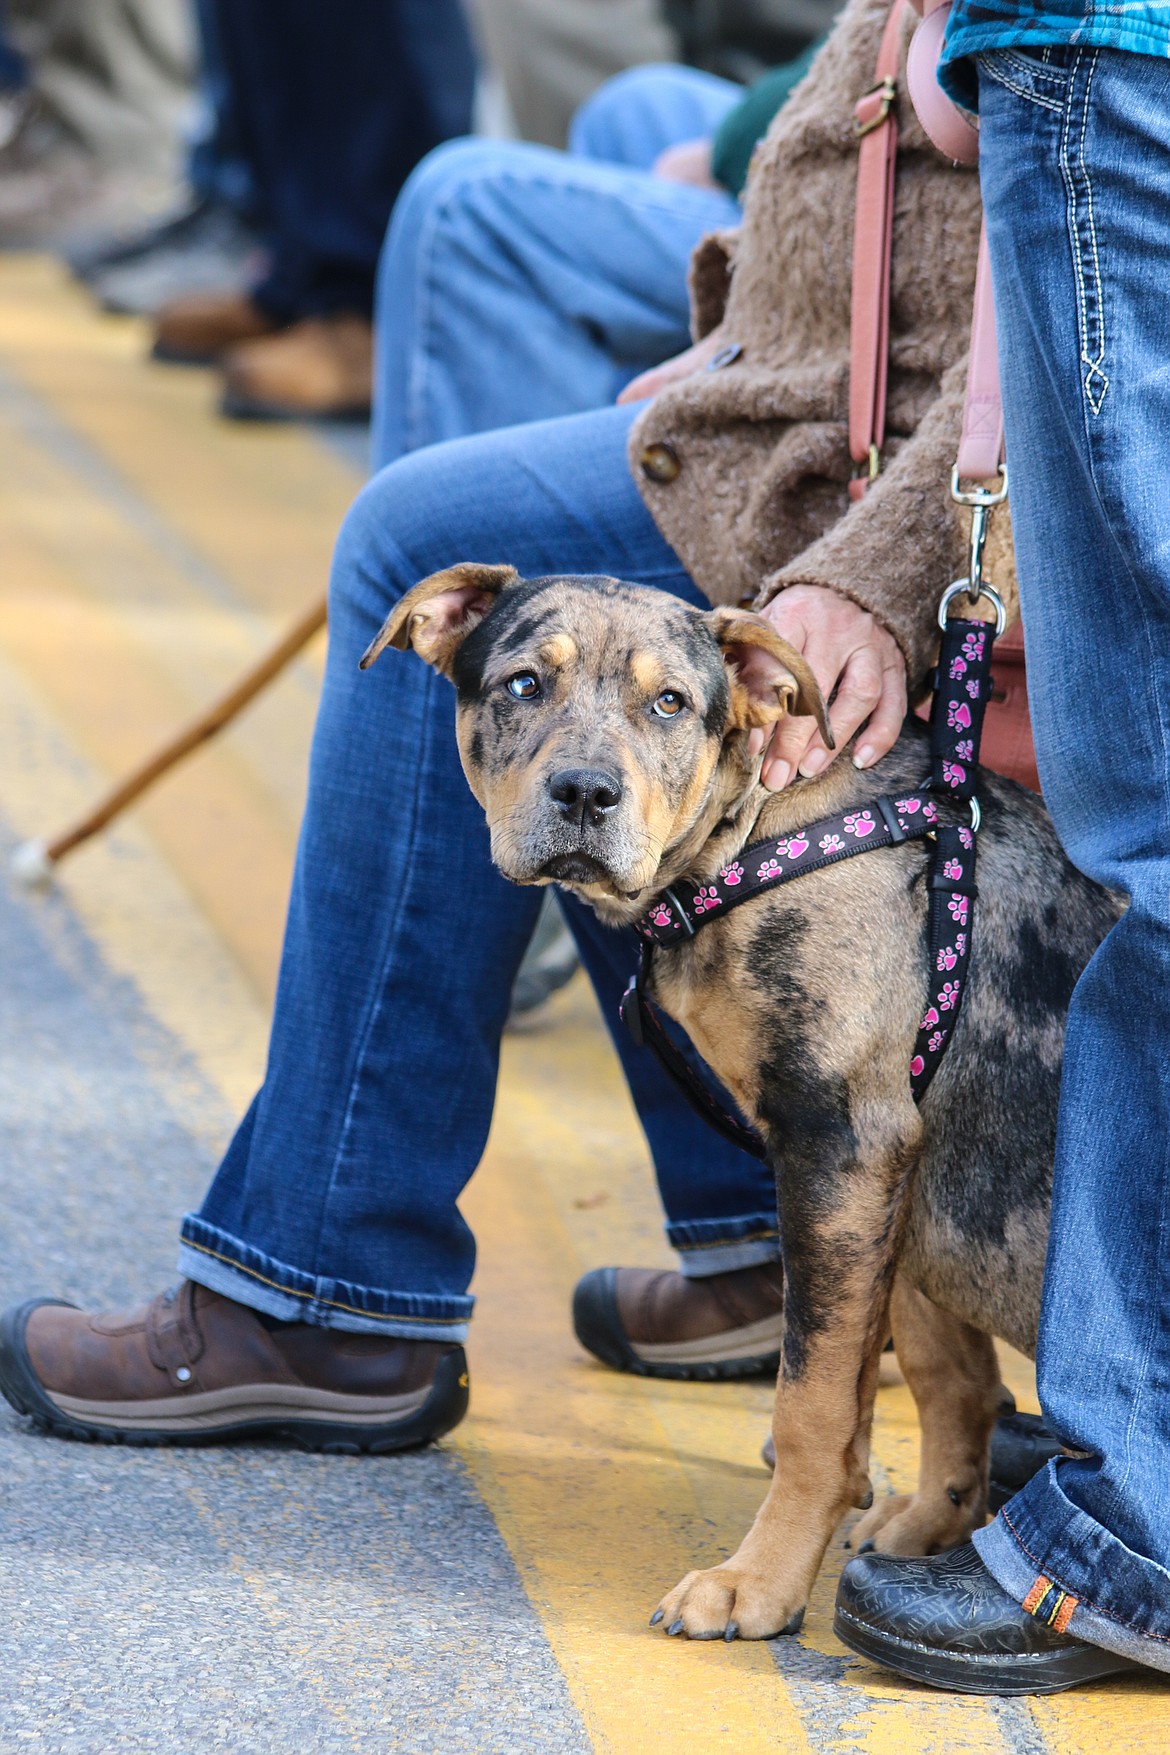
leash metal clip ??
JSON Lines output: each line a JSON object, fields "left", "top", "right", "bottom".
{"left": 950, "top": 462, "right": 1009, "bottom": 606}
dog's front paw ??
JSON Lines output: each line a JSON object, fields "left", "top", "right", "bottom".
{"left": 651, "top": 1565, "right": 806, "bottom": 1642}
{"left": 849, "top": 1488, "right": 979, "bottom": 1557}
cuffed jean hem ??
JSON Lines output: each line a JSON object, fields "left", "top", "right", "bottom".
{"left": 973, "top": 1467, "right": 1170, "bottom": 1676}
{"left": 667, "top": 1212, "right": 781, "bottom": 1278}
{"left": 177, "top": 1218, "right": 472, "bottom": 1342}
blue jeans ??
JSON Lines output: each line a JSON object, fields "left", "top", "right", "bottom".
{"left": 973, "top": 46, "right": 1170, "bottom": 1670}
{"left": 371, "top": 65, "right": 742, "bottom": 468}
{"left": 179, "top": 408, "right": 780, "bottom": 1336}
{"left": 211, "top": 0, "right": 477, "bottom": 322}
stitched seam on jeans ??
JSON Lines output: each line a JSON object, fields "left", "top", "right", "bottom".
{"left": 1000, "top": 1504, "right": 1170, "bottom": 1646}
{"left": 1061, "top": 53, "right": 1108, "bottom": 417}
{"left": 1001, "top": 48, "right": 1068, "bottom": 87}
{"left": 183, "top": 1237, "right": 466, "bottom": 1322}
{"left": 981, "top": 55, "right": 1064, "bottom": 113}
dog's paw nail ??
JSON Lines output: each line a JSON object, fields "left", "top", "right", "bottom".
{"left": 857, "top": 1540, "right": 875, "bottom": 1555}
{"left": 724, "top": 1622, "right": 740, "bottom": 1643}
{"left": 843, "top": 1540, "right": 852, "bottom": 1550}
{"left": 668, "top": 1619, "right": 684, "bottom": 1637}
{"left": 649, "top": 1610, "right": 664, "bottom": 1627}
{"left": 780, "top": 1609, "right": 805, "bottom": 1637}
{"left": 857, "top": 1487, "right": 874, "bottom": 1510}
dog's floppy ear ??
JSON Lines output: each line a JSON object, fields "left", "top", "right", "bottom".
{"left": 359, "top": 562, "right": 519, "bottom": 675}
{"left": 707, "top": 607, "right": 833, "bottom": 748}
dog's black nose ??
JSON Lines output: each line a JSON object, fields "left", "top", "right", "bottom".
{"left": 549, "top": 768, "right": 622, "bottom": 827}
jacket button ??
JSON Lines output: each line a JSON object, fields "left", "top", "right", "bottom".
{"left": 639, "top": 442, "right": 681, "bottom": 484}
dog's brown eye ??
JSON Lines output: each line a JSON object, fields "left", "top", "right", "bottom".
{"left": 652, "top": 690, "right": 685, "bottom": 719}
{"left": 507, "top": 672, "right": 541, "bottom": 700}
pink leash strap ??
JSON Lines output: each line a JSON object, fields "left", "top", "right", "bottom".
{"left": 850, "top": 0, "right": 1005, "bottom": 496}
{"left": 848, "top": 0, "right": 909, "bottom": 500}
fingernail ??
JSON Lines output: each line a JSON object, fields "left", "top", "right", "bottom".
{"left": 764, "top": 758, "right": 790, "bottom": 791}
{"left": 853, "top": 745, "right": 874, "bottom": 769}
{"left": 797, "top": 749, "right": 827, "bottom": 778}
{"left": 649, "top": 1610, "right": 663, "bottom": 1627}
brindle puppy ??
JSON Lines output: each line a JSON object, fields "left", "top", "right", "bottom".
{"left": 361, "top": 563, "right": 1119, "bottom": 1644}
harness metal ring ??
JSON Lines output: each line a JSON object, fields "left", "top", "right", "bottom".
{"left": 937, "top": 579, "right": 1007, "bottom": 638}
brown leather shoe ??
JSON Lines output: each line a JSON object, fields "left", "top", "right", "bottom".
{"left": 152, "top": 289, "right": 280, "bottom": 366}
{"left": 0, "top": 1282, "right": 468, "bottom": 1451}
{"left": 219, "top": 314, "right": 373, "bottom": 421}
{"left": 572, "top": 1262, "right": 783, "bottom": 1380}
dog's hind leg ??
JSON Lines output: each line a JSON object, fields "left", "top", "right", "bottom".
{"left": 652, "top": 1100, "right": 921, "bottom": 1641}
{"left": 849, "top": 1274, "right": 1000, "bottom": 1557}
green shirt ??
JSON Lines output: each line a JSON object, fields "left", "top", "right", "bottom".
{"left": 710, "top": 43, "right": 822, "bottom": 198}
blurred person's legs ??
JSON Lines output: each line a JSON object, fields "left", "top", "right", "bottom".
{"left": 0, "top": 0, "right": 193, "bottom": 246}
{"left": 154, "top": 0, "right": 477, "bottom": 424}
{"left": 0, "top": 404, "right": 782, "bottom": 1448}
{"left": 372, "top": 64, "right": 741, "bottom": 467}
{"left": 74, "top": 0, "right": 264, "bottom": 313}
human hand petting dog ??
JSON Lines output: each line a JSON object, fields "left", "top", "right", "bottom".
{"left": 751, "top": 585, "right": 907, "bottom": 790}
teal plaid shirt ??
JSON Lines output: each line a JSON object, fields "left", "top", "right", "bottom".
{"left": 940, "top": 1, "right": 1170, "bottom": 107}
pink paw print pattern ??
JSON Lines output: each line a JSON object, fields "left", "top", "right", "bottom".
{"left": 962, "top": 629, "right": 986, "bottom": 663}
{"left": 966, "top": 679, "right": 981, "bottom": 700}
{"left": 692, "top": 887, "right": 722, "bottom": 914}
{"left": 778, "top": 835, "right": 809, "bottom": 860}
{"left": 949, "top": 656, "right": 968, "bottom": 680}
{"left": 819, "top": 832, "right": 844, "bottom": 854}
{"left": 719, "top": 860, "right": 744, "bottom": 886}
{"left": 757, "top": 856, "right": 783, "bottom": 881}
{"left": 928, "top": 1030, "right": 946, "bottom": 1053}
{"left": 910, "top": 1053, "right": 926, "bottom": 1079}
{"left": 919, "top": 1005, "right": 940, "bottom": 1029}
{"left": 938, "top": 980, "right": 961, "bottom": 1011}
{"left": 947, "top": 700, "right": 972, "bottom": 731}
{"left": 895, "top": 797, "right": 920, "bottom": 816}
{"left": 958, "top": 826, "right": 973, "bottom": 850}
{"left": 948, "top": 894, "right": 969, "bottom": 926}
{"left": 937, "top": 944, "right": 959, "bottom": 972}
{"left": 649, "top": 904, "right": 673, "bottom": 929}
{"left": 943, "top": 858, "right": 963, "bottom": 881}
{"left": 923, "top": 802, "right": 939, "bottom": 823}
{"left": 942, "top": 760, "right": 967, "bottom": 790}
{"left": 955, "top": 932, "right": 967, "bottom": 955}
{"left": 843, "top": 810, "right": 875, "bottom": 838}
{"left": 954, "top": 738, "right": 974, "bottom": 762}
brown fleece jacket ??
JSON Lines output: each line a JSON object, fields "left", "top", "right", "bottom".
{"left": 628, "top": 0, "right": 1015, "bottom": 691}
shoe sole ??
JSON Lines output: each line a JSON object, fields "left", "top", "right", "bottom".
{"left": 572, "top": 1267, "right": 781, "bottom": 1382}
{"left": 833, "top": 1604, "right": 1141, "bottom": 1695}
{"left": 219, "top": 389, "right": 371, "bottom": 424}
{"left": 0, "top": 1299, "right": 468, "bottom": 1455}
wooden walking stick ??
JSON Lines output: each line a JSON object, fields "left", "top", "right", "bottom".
{"left": 11, "top": 593, "right": 327, "bottom": 887}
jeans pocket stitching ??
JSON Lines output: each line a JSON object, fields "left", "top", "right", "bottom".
{"left": 1061, "top": 51, "right": 1109, "bottom": 417}
{"left": 1001, "top": 47, "right": 1069, "bottom": 87}
{"left": 980, "top": 52, "right": 1065, "bottom": 113}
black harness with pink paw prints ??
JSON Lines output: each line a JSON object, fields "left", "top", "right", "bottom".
{"left": 620, "top": 609, "right": 999, "bottom": 1162}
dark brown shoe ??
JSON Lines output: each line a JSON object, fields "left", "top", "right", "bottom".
{"left": 152, "top": 289, "right": 281, "bottom": 365}
{"left": 572, "top": 1262, "right": 783, "bottom": 1380}
{"left": 219, "top": 314, "right": 373, "bottom": 421}
{"left": 0, "top": 1282, "right": 468, "bottom": 1452}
